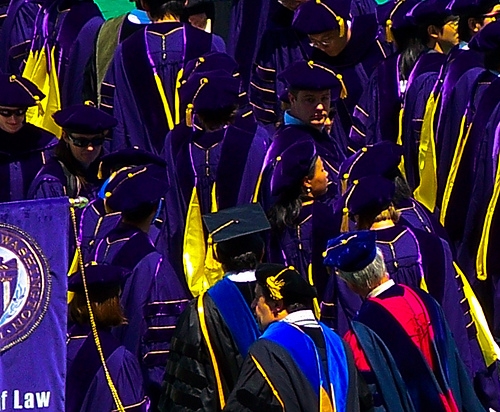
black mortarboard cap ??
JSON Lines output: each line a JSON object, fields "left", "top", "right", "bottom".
{"left": 53, "top": 104, "right": 117, "bottom": 134}
{"left": 68, "top": 263, "right": 126, "bottom": 292}
{"left": 406, "top": 0, "right": 452, "bottom": 25}
{"left": 323, "top": 230, "right": 377, "bottom": 271}
{"left": 202, "top": 203, "right": 270, "bottom": 243}
{"left": 255, "top": 263, "right": 317, "bottom": 302}
{"left": 98, "top": 147, "right": 166, "bottom": 179}
{"left": 0, "top": 74, "right": 45, "bottom": 107}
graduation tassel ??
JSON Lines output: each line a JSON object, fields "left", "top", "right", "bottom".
{"left": 340, "top": 207, "right": 350, "bottom": 233}
{"left": 336, "top": 74, "right": 348, "bottom": 99}
{"left": 336, "top": 15, "right": 345, "bottom": 38}
{"left": 386, "top": 19, "right": 394, "bottom": 43}
{"left": 186, "top": 103, "right": 194, "bottom": 127}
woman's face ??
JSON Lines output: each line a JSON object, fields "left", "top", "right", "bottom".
{"left": 304, "top": 157, "right": 329, "bottom": 197}
{"left": 63, "top": 131, "right": 104, "bottom": 168}
{"left": 0, "top": 106, "right": 27, "bottom": 134}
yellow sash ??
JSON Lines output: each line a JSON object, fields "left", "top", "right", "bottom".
{"left": 22, "top": 47, "right": 62, "bottom": 137}
{"left": 413, "top": 92, "right": 439, "bottom": 212}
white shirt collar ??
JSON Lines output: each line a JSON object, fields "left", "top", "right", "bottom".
{"left": 226, "top": 270, "right": 256, "bottom": 283}
{"left": 367, "top": 279, "right": 395, "bottom": 299}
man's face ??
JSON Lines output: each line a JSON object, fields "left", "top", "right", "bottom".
{"left": 278, "top": 0, "right": 307, "bottom": 11}
{"left": 437, "top": 18, "right": 459, "bottom": 54}
{"left": 63, "top": 131, "right": 105, "bottom": 168}
{"left": 289, "top": 89, "right": 331, "bottom": 130}
{"left": 252, "top": 284, "right": 276, "bottom": 331}
{"left": 0, "top": 106, "right": 27, "bottom": 134}
{"left": 308, "top": 29, "right": 348, "bottom": 57}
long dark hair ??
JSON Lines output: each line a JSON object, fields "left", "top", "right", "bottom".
{"left": 268, "top": 155, "right": 317, "bottom": 231}
{"left": 54, "top": 136, "right": 100, "bottom": 188}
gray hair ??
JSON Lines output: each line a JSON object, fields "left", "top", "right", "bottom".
{"left": 337, "top": 248, "right": 387, "bottom": 291}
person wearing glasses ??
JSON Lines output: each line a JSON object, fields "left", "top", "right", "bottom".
{"left": 0, "top": 74, "right": 57, "bottom": 203}
{"left": 28, "top": 104, "right": 117, "bottom": 200}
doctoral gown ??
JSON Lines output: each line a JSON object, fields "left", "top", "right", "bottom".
{"left": 0, "top": 123, "right": 56, "bottom": 202}
{"left": 66, "top": 324, "right": 148, "bottom": 412}
{"left": 160, "top": 274, "right": 260, "bottom": 412}
{"left": 100, "top": 22, "right": 225, "bottom": 155}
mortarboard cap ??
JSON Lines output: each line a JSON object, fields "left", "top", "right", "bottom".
{"left": 447, "top": 0, "right": 499, "bottom": 16}
{"left": 323, "top": 230, "right": 377, "bottom": 271}
{"left": 0, "top": 74, "right": 45, "bottom": 108}
{"left": 202, "top": 203, "right": 270, "bottom": 244}
{"left": 406, "top": 0, "right": 452, "bottom": 25}
{"left": 255, "top": 263, "right": 317, "bottom": 303}
{"left": 183, "top": 52, "right": 239, "bottom": 80}
{"left": 53, "top": 104, "right": 117, "bottom": 134}
{"left": 271, "top": 140, "right": 317, "bottom": 196}
{"left": 98, "top": 147, "right": 166, "bottom": 180}
{"left": 469, "top": 19, "right": 500, "bottom": 51}
{"left": 278, "top": 60, "right": 347, "bottom": 98}
{"left": 337, "top": 175, "right": 395, "bottom": 231}
{"left": 68, "top": 263, "right": 126, "bottom": 292}
{"left": 339, "top": 141, "right": 403, "bottom": 192}
{"left": 383, "top": 0, "right": 421, "bottom": 40}
{"left": 104, "top": 164, "right": 168, "bottom": 213}
{"left": 292, "top": 0, "right": 352, "bottom": 35}
{"left": 181, "top": 69, "right": 240, "bottom": 126}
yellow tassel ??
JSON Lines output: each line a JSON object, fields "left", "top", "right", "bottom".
{"left": 341, "top": 173, "right": 349, "bottom": 195}
{"left": 336, "top": 74, "right": 348, "bottom": 99}
{"left": 336, "top": 16, "right": 345, "bottom": 37}
{"left": 386, "top": 19, "right": 394, "bottom": 43}
{"left": 186, "top": 103, "right": 194, "bottom": 127}
{"left": 341, "top": 207, "right": 350, "bottom": 233}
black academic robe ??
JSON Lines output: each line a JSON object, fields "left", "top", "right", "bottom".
{"left": 159, "top": 276, "right": 260, "bottom": 412}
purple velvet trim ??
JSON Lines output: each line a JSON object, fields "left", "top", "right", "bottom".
{"left": 407, "top": 52, "right": 447, "bottom": 90}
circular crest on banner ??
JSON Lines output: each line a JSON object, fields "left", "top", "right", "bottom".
{"left": 0, "top": 223, "right": 51, "bottom": 352}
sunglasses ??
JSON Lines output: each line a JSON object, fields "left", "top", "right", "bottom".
{"left": 0, "top": 108, "right": 27, "bottom": 117}
{"left": 67, "top": 133, "right": 106, "bottom": 148}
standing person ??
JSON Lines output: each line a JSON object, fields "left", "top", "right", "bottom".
{"left": 0, "top": 74, "right": 57, "bottom": 203}
{"left": 28, "top": 104, "right": 117, "bottom": 200}
{"left": 256, "top": 60, "right": 347, "bottom": 211}
{"left": 100, "top": 0, "right": 225, "bottom": 155}
{"left": 160, "top": 203, "right": 269, "bottom": 412}
{"left": 66, "top": 264, "right": 148, "bottom": 412}
{"left": 324, "top": 231, "right": 486, "bottom": 412}
{"left": 292, "top": 0, "right": 390, "bottom": 137}
{"left": 223, "top": 263, "right": 371, "bottom": 412}
{"left": 267, "top": 140, "right": 336, "bottom": 308}
{"left": 93, "top": 163, "right": 190, "bottom": 410}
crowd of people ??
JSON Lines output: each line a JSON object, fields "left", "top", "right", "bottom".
{"left": 2, "top": 0, "right": 500, "bottom": 410}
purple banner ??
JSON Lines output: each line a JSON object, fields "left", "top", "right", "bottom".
{"left": 0, "top": 197, "right": 69, "bottom": 411}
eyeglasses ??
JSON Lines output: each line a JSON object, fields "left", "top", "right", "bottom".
{"left": 67, "top": 133, "right": 106, "bottom": 148}
{"left": 309, "top": 38, "right": 334, "bottom": 48}
{"left": 0, "top": 108, "right": 27, "bottom": 118}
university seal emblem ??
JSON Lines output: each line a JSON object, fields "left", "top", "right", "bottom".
{"left": 0, "top": 223, "right": 51, "bottom": 352}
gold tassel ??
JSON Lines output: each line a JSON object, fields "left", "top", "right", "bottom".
{"left": 336, "top": 16, "right": 345, "bottom": 38}
{"left": 341, "top": 173, "right": 349, "bottom": 195}
{"left": 336, "top": 74, "right": 348, "bottom": 99}
{"left": 386, "top": 19, "right": 394, "bottom": 43}
{"left": 340, "top": 207, "right": 350, "bottom": 233}
{"left": 186, "top": 103, "right": 194, "bottom": 127}
{"left": 34, "top": 96, "right": 44, "bottom": 117}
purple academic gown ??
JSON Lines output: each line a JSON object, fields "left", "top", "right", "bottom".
{"left": 100, "top": 22, "right": 225, "bottom": 156}
{"left": 0, "top": 0, "right": 41, "bottom": 74}
{"left": 401, "top": 51, "right": 447, "bottom": 190}
{"left": 66, "top": 324, "right": 148, "bottom": 412}
{"left": 438, "top": 69, "right": 498, "bottom": 249}
{"left": 0, "top": 123, "right": 56, "bottom": 202}
{"left": 249, "top": 5, "right": 312, "bottom": 126}
{"left": 267, "top": 200, "right": 338, "bottom": 304}
{"left": 436, "top": 49, "right": 485, "bottom": 205}
{"left": 350, "top": 53, "right": 401, "bottom": 147}
{"left": 28, "top": 155, "right": 101, "bottom": 200}
{"left": 311, "top": 14, "right": 390, "bottom": 139}
{"left": 159, "top": 122, "right": 269, "bottom": 276}
{"left": 93, "top": 223, "right": 190, "bottom": 405}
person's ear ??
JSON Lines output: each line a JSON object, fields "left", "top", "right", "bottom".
{"left": 468, "top": 17, "right": 482, "bottom": 33}
{"left": 427, "top": 24, "right": 440, "bottom": 39}
{"left": 288, "top": 92, "right": 297, "bottom": 105}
